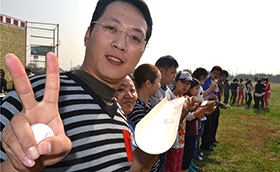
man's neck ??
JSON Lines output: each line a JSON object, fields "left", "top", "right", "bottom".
{"left": 80, "top": 66, "right": 120, "bottom": 90}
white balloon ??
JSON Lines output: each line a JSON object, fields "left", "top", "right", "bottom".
{"left": 31, "top": 123, "right": 54, "bottom": 144}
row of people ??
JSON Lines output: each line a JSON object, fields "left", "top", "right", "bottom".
{"left": 223, "top": 77, "right": 271, "bottom": 110}
{"left": 0, "top": 0, "right": 231, "bottom": 171}
{"left": 115, "top": 61, "right": 222, "bottom": 171}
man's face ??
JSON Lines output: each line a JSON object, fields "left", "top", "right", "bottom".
{"left": 219, "top": 74, "right": 227, "bottom": 82}
{"left": 210, "top": 70, "right": 221, "bottom": 80}
{"left": 161, "top": 66, "right": 177, "bottom": 86}
{"left": 83, "top": 1, "right": 147, "bottom": 88}
{"left": 115, "top": 76, "right": 138, "bottom": 116}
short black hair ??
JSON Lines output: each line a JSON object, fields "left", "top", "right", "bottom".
{"left": 190, "top": 78, "right": 200, "bottom": 88}
{"left": 192, "top": 67, "right": 208, "bottom": 80}
{"left": 89, "top": 0, "right": 153, "bottom": 44}
{"left": 221, "top": 70, "right": 229, "bottom": 77}
{"left": 155, "top": 55, "right": 178, "bottom": 70}
{"left": 210, "top": 66, "right": 222, "bottom": 74}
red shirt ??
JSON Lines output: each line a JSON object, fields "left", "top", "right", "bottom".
{"left": 265, "top": 82, "right": 271, "bottom": 92}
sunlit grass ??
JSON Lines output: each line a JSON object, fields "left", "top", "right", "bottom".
{"left": 194, "top": 84, "right": 280, "bottom": 172}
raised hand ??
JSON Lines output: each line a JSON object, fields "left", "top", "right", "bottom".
{"left": 1, "top": 53, "right": 72, "bottom": 172}
{"left": 205, "top": 101, "right": 216, "bottom": 115}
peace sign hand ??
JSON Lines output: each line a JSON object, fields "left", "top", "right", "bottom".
{"left": 1, "top": 53, "right": 72, "bottom": 172}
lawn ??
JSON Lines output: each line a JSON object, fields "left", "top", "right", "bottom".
{"left": 194, "top": 84, "right": 280, "bottom": 172}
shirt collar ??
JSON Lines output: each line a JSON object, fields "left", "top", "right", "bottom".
{"left": 161, "top": 85, "right": 168, "bottom": 91}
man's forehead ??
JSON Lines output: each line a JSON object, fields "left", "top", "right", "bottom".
{"left": 100, "top": 2, "right": 147, "bottom": 31}
{"left": 167, "top": 66, "right": 177, "bottom": 72}
{"left": 101, "top": 16, "right": 146, "bottom": 35}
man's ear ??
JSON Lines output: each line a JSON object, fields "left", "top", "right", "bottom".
{"left": 84, "top": 27, "right": 91, "bottom": 46}
{"left": 159, "top": 67, "right": 165, "bottom": 75}
{"left": 145, "top": 80, "right": 152, "bottom": 88}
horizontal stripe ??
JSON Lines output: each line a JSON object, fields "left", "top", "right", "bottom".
{"left": 1, "top": 73, "right": 131, "bottom": 171}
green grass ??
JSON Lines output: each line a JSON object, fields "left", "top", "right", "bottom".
{"left": 194, "top": 84, "right": 280, "bottom": 172}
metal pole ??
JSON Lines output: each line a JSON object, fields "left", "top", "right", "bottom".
{"left": 53, "top": 27, "right": 55, "bottom": 54}
{"left": 25, "top": 21, "right": 28, "bottom": 68}
{"left": 57, "top": 24, "right": 59, "bottom": 58}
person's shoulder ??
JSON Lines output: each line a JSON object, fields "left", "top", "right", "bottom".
{"left": 205, "top": 77, "right": 212, "bottom": 84}
{"left": 134, "top": 99, "right": 147, "bottom": 111}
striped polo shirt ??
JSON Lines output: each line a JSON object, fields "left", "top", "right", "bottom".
{"left": 0, "top": 72, "right": 132, "bottom": 171}
{"left": 127, "top": 98, "right": 160, "bottom": 172}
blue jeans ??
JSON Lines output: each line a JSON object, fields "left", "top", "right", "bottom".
{"left": 193, "top": 120, "right": 205, "bottom": 156}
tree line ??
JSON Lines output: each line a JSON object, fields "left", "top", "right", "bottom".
{"left": 182, "top": 69, "right": 280, "bottom": 84}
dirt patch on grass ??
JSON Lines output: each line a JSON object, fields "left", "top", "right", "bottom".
{"left": 237, "top": 115, "right": 279, "bottom": 140}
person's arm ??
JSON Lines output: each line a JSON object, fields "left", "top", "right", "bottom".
{"left": 0, "top": 53, "right": 71, "bottom": 171}
{"left": 129, "top": 147, "right": 158, "bottom": 172}
{"left": 192, "top": 106, "right": 209, "bottom": 119}
{"left": 141, "top": 155, "right": 158, "bottom": 172}
{"left": 186, "top": 102, "right": 216, "bottom": 121}
{"left": 265, "top": 83, "right": 269, "bottom": 90}
{"left": 205, "top": 102, "right": 216, "bottom": 115}
{"left": 202, "top": 82, "right": 217, "bottom": 97}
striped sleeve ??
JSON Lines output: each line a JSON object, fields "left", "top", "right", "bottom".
{"left": 127, "top": 103, "right": 146, "bottom": 125}
{"left": 1, "top": 73, "right": 132, "bottom": 171}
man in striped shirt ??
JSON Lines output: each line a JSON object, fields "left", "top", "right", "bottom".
{"left": 0, "top": 0, "right": 153, "bottom": 171}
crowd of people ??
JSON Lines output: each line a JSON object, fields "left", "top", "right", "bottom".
{"left": 0, "top": 0, "right": 272, "bottom": 171}
{"left": 223, "top": 77, "right": 271, "bottom": 110}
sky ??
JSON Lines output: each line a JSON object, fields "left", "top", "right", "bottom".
{"left": 1, "top": 0, "right": 280, "bottom": 75}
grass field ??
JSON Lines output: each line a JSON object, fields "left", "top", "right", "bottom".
{"left": 194, "top": 84, "right": 280, "bottom": 172}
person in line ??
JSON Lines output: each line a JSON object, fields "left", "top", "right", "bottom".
{"left": 114, "top": 75, "right": 138, "bottom": 149}
{"left": 181, "top": 77, "right": 216, "bottom": 172}
{"left": 260, "top": 78, "right": 266, "bottom": 108}
{"left": 217, "top": 70, "right": 228, "bottom": 102}
{"left": 263, "top": 78, "right": 271, "bottom": 109}
{"left": 0, "top": 0, "right": 153, "bottom": 171}
{"left": 230, "top": 78, "right": 239, "bottom": 105}
{"left": 164, "top": 71, "right": 194, "bottom": 171}
{"left": 200, "top": 66, "right": 222, "bottom": 151}
{"left": 191, "top": 67, "right": 208, "bottom": 161}
{"left": 253, "top": 77, "right": 259, "bottom": 108}
{"left": 223, "top": 79, "right": 230, "bottom": 105}
{"left": 237, "top": 78, "right": 245, "bottom": 105}
{"left": 244, "top": 78, "right": 249, "bottom": 104}
{"left": 254, "top": 79, "right": 264, "bottom": 110}
{"left": 115, "top": 75, "right": 159, "bottom": 171}
{"left": 211, "top": 69, "right": 229, "bottom": 149}
{"left": 217, "top": 70, "right": 229, "bottom": 108}
{"left": 148, "top": 55, "right": 178, "bottom": 172}
{"left": 246, "top": 80, "right": 253, "bottom": 108}
{"left": 127, "top": 64, "right": 162, "bottom": 171}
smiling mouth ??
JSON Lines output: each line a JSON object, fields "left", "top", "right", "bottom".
{"left": 124, "top": 101, "right": 133, "bottom": 106}
{"left": 106, "top": 56, "right": 123, "bottom": 63}
{"left": 125, "top": 101, "right": 132, "bottom": 105}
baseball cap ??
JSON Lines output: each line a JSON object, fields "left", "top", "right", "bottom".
{"left": 175, "top": 71, "right": 193, "bottom": 82}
